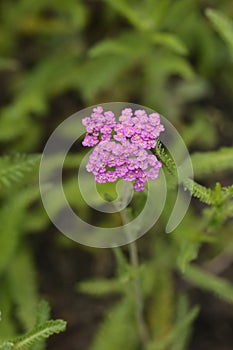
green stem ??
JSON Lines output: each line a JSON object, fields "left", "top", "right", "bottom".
{"left": 119, "top": 183, "right": 150, "bottom": 348}
{"left": 129, "top": 240, "right": 150, "bottom": 349}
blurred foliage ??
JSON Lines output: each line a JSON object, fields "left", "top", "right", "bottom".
{"left": 0, "top": 300, "right": 66, "bottom": 350}
{"left": 0, "top": 0, "right": 233, "bottom": 350}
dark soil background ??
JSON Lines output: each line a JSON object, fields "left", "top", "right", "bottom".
{"left": 34, "top": 231, "right": 233, "bottom": 350}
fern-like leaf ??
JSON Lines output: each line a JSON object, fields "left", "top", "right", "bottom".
{"left": 148, "top": 306, "right": 199, "bottom": 350}
{"left": 0, "top": 286, "right": 16, "bottom": 340}
{"left": 177, "top": 239, "right": 200, "bottom": 273}
{"left": 89, "top": 32, "right": 149, "bottom": 58}
{"left": 155, "top": 140, "right": 176, "bottom": 175}
{"left": 183, "top": 179, "right": 213, "bottom": 205}
{"left": 172, "top": 295, "right": 195, "bottom": 350}
{"left": 89, "top": 31, "right": 187, "bottom": 58}
{"left": 7, "top": 248, "right": 38, "bottom": 331}
{"left": 78, "top": 278, "right": 123, "bottom": 296}
{"left": 11, "top": 320, "right": 66, "bottom": 350}
{"left": 206, "top": 8, "right": 233, "bottom": 59}
{"left": 0, "top": 342, "right": 14, "bottom": 350}
{"left": 31, "top": 300, "right": 51, "bottom": 350}
{"left": 90, "top": 298, "right": 138, "bottom": 350}
{"left": 191, "top": 147, "right": 233, "bottom": 178}
{"left": 150, "top": 32, "right": 187, "bottom": 55}
{"left": 0, "top": 186, "right": 41, "bottom": 274}
{"left": 184, "top": 265, "right": 233, "bottom": 304}
{"left": 103, "top": 0, "right": 147, "bottom": 31}
{"left": 0, "top": 154, "right": 40, "bottom": 189}
{"left": 184, "top": 179, "right": 232, "bottom": 207}
{"left": 34, "top": 300, "right": 51, "bottom": 326}
{"left": 223, "top": 185, "right": 233, "bottom": 198}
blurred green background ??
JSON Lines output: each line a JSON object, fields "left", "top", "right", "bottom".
{"left": 0, "top": 1, "right": 233, "bottom": 350}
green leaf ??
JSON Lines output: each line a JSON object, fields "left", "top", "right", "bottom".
{"left": 143, "top": 51, "right": 195, "bottom": 114}
{"left": 150, "top": 32, "right": 188, "bottom": 55}
{"left": 172, "top": 295, "right": 194, "bottom": 350}
{"left": 0, "top": 49, "right": 81, "bottom": 142}
{"left": 89, "top": 32, "right": 149, "bottom": 58}
{"left": 148, "top": 306, "right": 199, "bottom": 350}
{"left": 31, "top": 301, "right": 51, "bottom": 350}
{"left": 90, "top": 298, "right": 138, "bottom": 350}
{"left": 78, "top": 278, "right": 123, "bottom": 296}
{"left": 7, "top": 249, "right": 38, "bottom": 331}
{"left": 113, "top": 247, "right": 129, "bottom": 276}
{"left": 0, "top": 342, "right": 14, "bottom": 350}
{"left": 183, "top": 179, "right": 213, "bottom": 205}
{"left": 224, "top": 185, "right": 233, "bottom": 196}
{"left": 0, "top": 285, "right": 16, "bottom": 340}
{"left": 0, "top": 186, "right": 41, "bottom": 274}
{"left": 103, "top": 0, "right": 149, "bottom": 31}
{"left": 182, "top": 110, "right": 217, "bottom": 148}
{"left": 173, "top": 210, "right": 204, "bottom": 272}
{"left": 191, "top": 147, "right": 233, "bottom": 178}
{"left": 206, "top": 8, "right": 233, "bottom": 59}
{"left": 34, "top": 300, "right": 51, "bottom": 326}
{"left": 184, "top": 265, "right": 233, "bottom": 304}
{"left": 77, "top": 55, "right": 132, "bottom": 101}
{"left": 11, "top": 320, "right": 66, "bottom": 350}
{"left": 177, "top": 240, "right": 200, "bottom": 273}
{"left": 89, "top": 31, "right": 187, "bottom": 59}
{"left": 0, "top": 154, "right": 40, "bottom": 189}
{"left": 155, "top": 140, "right": 176, "bottom": 175}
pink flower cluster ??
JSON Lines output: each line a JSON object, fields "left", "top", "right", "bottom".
{"left": 82, "top": 106, "right": 164, "bottom": 192}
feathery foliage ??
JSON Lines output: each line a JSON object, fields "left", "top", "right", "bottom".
{"left": 171, "top": 296, "right": 196, "bottom": 350}
{"left": 206, "top": 8, "right": 233, "bottom": 59}
{"left": 0, "top": 186, "right": 41, "bottom": 274}
{"left": 184, "top": 265, "right": 233, "bottom": 304}
{"left": 90, "top": 298, "right": 138, "bottom": 350}
{"left": 148, "top": 306, "right": 199, "bottom": 350}
{"left": 31, "top": 301, "right": 51, "bottom": 350}
{"left": 0, "top": 343, "right": 13, "bottom": 350}
{"left": 191, "top": 148, "right": 233, "bottom": 178}
{"left": 155, "top": 140, "right": 176, "bottom": 175}
{"left": 78, "top": 278, "right": 123, "bottom": 296}
{"left": 12, "top": 320, "right": 65, "bottom": 350}
{"left": 0, "top": 154, "right": 40, "bottom": 189}
{"left": 183, "top": 179, "right": 226, "bottom": 206}
{"left": 0, "top": 304, "right": 66, "bottom": 350}
{"left": 6, "top": 248, "right": 38, "bottom": 331}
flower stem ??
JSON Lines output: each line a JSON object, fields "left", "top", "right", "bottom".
{"left": 117, "top": 183, "right": 150, "bottom": 348}
{"left": 129, "top": 240, "right": 150, "bottom": 349}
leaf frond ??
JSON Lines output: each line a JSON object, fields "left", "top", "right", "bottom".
{"left": 11, "top": 320, "right": 66, "bottom": 350}
{"left": 184, "top": 265, "right": 233, "bottom": 304}
{"left": 0, "top": 154, "right": 40, "bottom": 189}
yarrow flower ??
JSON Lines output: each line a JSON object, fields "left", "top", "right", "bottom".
{"left": 82, "top": 106, "right": 165, "bottom": 192}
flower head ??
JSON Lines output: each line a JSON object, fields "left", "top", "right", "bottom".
{"left": 82, "top": 106, "right": 164, "bottom": 191}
